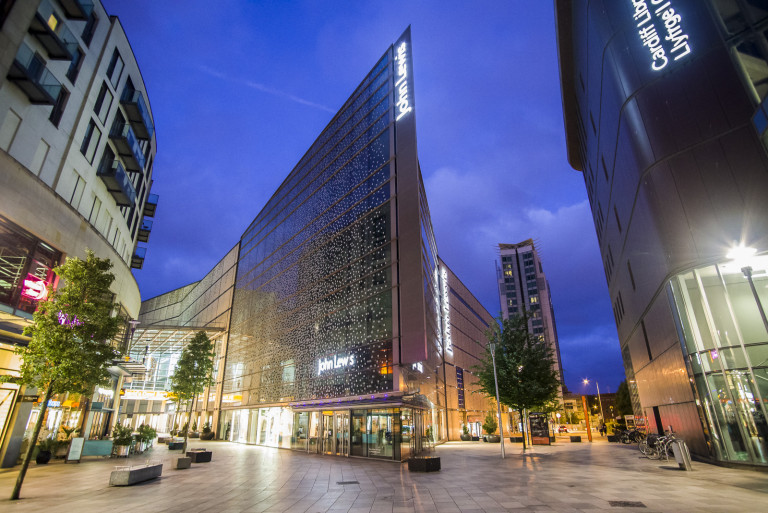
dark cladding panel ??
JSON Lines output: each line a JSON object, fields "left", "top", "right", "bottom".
{"left": 393, "top": 27, "right": 428, "bottom": 365}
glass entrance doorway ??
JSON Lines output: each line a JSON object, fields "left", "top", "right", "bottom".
{"left": 320, "top": 411, "right": 349, "bottom": 456}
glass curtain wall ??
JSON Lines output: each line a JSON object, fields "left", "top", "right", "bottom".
{"left": 223, "top": 51, "right": 395, "bottom": 409}
{"left": 670, "top": 253, "right": 768, "bottom": 465}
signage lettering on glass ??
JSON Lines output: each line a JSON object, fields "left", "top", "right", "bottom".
{"left": 317, "top": 353, "right": 356, "bottom": 376}
{"left": 631, "top": 0, "right": 691, "bottom": 71}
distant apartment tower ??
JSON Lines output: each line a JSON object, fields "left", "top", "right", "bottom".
{"left": 0, "top": 0, "right": 157, "bottom": 466}
{"left": 497, "top": 240, "right": 565, "bottom": 394}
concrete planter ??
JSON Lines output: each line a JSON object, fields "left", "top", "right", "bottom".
{"left": 174, "top": 456, "right": 191, "bottom": 469}
{"left": 109, "top": 464, "right": 163, "bottom": 486}
{"left": 186, "top": 449, "right": 212, "bottom": 463}
{"left": 486, "top": 435, "right": 501, "bottom": 443}
{"left": 408, "top": 456, "right": 440, "bottom": 472}
{"left": 114, "top": 444, "right": 130, "bottom": 457}
{"left": 460, "top": 433, "right": 472, "bottom": 441}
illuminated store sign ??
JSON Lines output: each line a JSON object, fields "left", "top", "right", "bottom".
{"left": 631, "top": 0, "right": 691, "bottom": 71}
{"left": 412, "top": 362, "right": 423, "bottom": 373}
{"left": 122, "top": 390, "right": 167, "bottom": 401}
{"left": 21, "top": 274, "right": 48, "bottom": 301}
{"left": 317, "top": 353, "right": 356, "bottom": 376}
{"left": 394, "top": 41, "right": 412, "bottom": 121}
{"left": 441, "top": 267, "right": 452, "bottom": 354}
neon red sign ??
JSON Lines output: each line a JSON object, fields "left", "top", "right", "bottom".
{"left": 21, "top": 274, "right": 48, "bottom": 301}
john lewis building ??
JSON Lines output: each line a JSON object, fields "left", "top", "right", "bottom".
{"left": 138, "top": 28, "right": 495, "bottom": 460}
{"left": 557, "top": 1, "right": 768, "bottom": 466}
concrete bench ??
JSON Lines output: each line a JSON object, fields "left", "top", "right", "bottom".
{"left": 186, "top": 449, "right": 212, "bottom": 463}
{"left": 570, "top": 435, "right": 582, "bottom": 442}
{"left": 175, "top": 456, "right": 191, "bottom": 469}
{"left": 109, "top": 463, "right": 163, "bottom": 486}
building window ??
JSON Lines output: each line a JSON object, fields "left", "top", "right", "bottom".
{"left": 88, "top": 195, "right": 101, "bottom": 223}
{"left": 94, "top": 82, "right": 113, "bottom": 124}
{"left": 614, "top": 206, "right": 622, "bottom": 233}
{"left": 81, "top": 11, "right": 98, "bottom": 46}
{"left": 70, "top": 172, "right": 85, "bottom": 207}
{"left": 628, "top": 260, "right": 636, "bottom": 291}
{"left": 80, "top": 119, "right": 101, "bottom": 163}
{"left": 106, "top": 49, "right": 124, "bottom": 88}
{"left": 66, "top": 47, "right": 84, "bottom": 84}
{"left": 48, "top": 87, "right": 69, "bottom": 127}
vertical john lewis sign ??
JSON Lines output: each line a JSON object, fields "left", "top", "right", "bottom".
{"left": 394, "top": 31, "right": 414, "bottom": 123}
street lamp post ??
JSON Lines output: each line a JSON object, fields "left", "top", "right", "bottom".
{"left": 488, "top": 341, "right": 505, "bottom": 459}
{"left": 583, "top": 378, "right": 605, "bottom": 423}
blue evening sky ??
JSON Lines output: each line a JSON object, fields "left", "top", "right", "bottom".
{"left": 103, "top": 0, "right": 625, "bottom": 395}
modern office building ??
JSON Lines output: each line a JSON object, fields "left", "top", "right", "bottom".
{"left": 496, "top": 239, "right": 565, "bottom": 397}
{"left": 556, "top": 0, "right": 768, "bottom": 466}
{"left": 134, "top": 28, "right": 497, "bottom": 460}
{"left": 0, "top": 0, "right": 157, "bottom": 466}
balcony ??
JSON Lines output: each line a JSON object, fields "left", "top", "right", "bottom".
{"left": 97, "top": 157, "right": 136, "bottom": 207}
{"left": 7, "top": 42, "right": 61, "bottom": 105}
{"left": 109, "top": 120, "right": 146, "bottom": 172}
{"left": 29, "top": 1, "right": 78, "bottom": 60}
{"left": 120, "top": 88, "right": 154, "bottom": 140}
{"left": 131, "top": 247, "right": 146, "bottom": 270}
{"left": 58, "top": 0, "right": 94, "bottom": 20}
{"left": 143, "top": 193, "right": 158, "bottom": 217}
{"left": 137, "top": 219, "right": 152, "bottom": 243}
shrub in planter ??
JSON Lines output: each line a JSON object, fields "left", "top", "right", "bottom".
{"left": 200, "top": 422, "right": 215, "bottom": 440}
{"left": 460, "top": 424, "right": 472, "bottom": 441}
{"left": 112, "top": 423, "right": 133, "bottom": 456}
{"left": 482, "top": 411, "right": 498, "bottom": 438}
{"left": 35, "top": 437, "right": 58, "bottom": 464}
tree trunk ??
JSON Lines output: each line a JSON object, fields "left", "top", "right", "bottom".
{"left": 11, "top": 384, "right": 53, "bottom": 500}
{"left": 182, "top": 391, "right": 196, "bottom": 453}
{"left": 520, "top": 409, "right": 526, "bottom": 451}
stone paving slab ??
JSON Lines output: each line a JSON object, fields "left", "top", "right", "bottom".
{"left": 0, "top": 439, "right": 766, "bottom": 512}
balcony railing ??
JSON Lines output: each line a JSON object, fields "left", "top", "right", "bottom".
{"left": 131, "top": 247, "right": 146, "bottom": 270}
{"left": 7, "top": 42, "right": 62, "bottom": 105}
{"left": 143, "top": 193, "right": 158, "bottom": 217}
{"left": 120, "top": 88, "right": 154, "bottom": 140}
{"left": 29, "top": 1, "right": 78, "bottom": 60}
{"left": 58, "top": 0, "right": 94, "bottom": 20}
{"left": 97, "top": 157, "right": 136, "bottom": 207}
{"left": 137, "top": 218, "right": 153, "bottom": 243}
{"left": 109, "top": 120, "right": 146, "bottom": 172}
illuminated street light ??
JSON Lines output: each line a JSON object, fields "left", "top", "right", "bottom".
{"left": 727, "top": 245, "right": 768, "bottom": 334}
{"left": 583, "top": 378, "right": 605, "bottom": 423}
{"left": 488, "top": 340, "right": 505, "bottom": 459}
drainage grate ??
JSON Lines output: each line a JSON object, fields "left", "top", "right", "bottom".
{"left": 336, "top": 481, "right": 359, "bottom": 485}
{"left": 609, "top": 501, "right": 646, "bottom": 508}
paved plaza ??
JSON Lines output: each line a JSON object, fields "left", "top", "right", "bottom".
{"left": 1, "top": 437, "right": 766, "bottom": 512}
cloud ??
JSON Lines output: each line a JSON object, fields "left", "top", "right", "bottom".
{"left": 198, "top": 65, "right": 335, "bottom": 113}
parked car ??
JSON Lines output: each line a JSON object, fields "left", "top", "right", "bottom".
{"left": 558, "top": 425, "right": 568, "bottom": 433}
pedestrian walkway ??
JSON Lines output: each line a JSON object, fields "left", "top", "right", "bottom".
{"left": 1, "top": 439, "right": 766, "bottom": 512}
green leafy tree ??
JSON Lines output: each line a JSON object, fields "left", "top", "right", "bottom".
{"left": 472, "top": 314, "right": 561, "bottom": 450}
{"left": 615, "top": 380, "right": 633, "bottom": 417}
{"left": 6, "top": 251, "right": 122, "bottom": 500}
{"left": 170, "top": 331, "right": 215, "bottom": 452}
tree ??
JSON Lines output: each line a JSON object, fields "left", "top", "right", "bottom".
{"left": 615, "top": 380, "right": 633, "bottom": 417}
{"left": 482, "top": 410, "right": 498, "bottom": 435}
{"left": 170, "top": 331, "right": 215, "bottom": 452}
{"left": 472, "top": 314, "right": 561, "bottom": 450}
{"left": 6, "top": 251, "right": 122, "bottom": 500}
